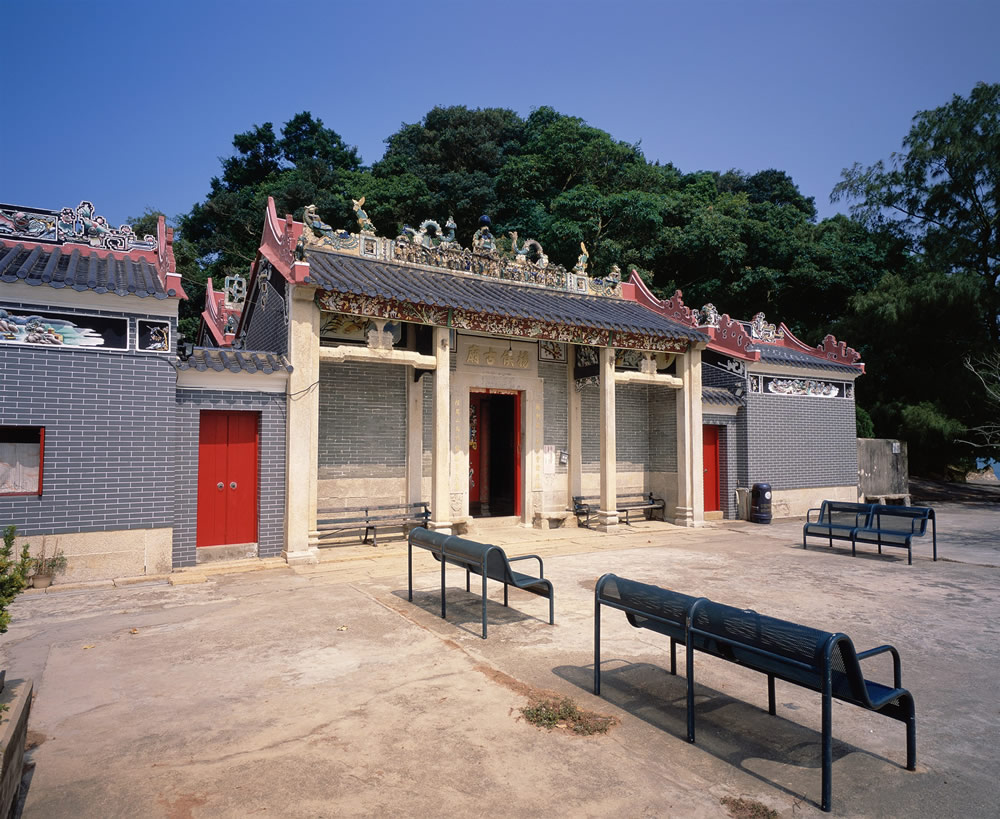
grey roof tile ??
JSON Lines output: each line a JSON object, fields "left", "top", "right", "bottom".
{"left": 703, "top": 386, "right": 745, "bottom": 406}
{"left": 750, "top": 344, "right": 862, "bottom": 374}
{"left": 174, "top": 348, "right": 293, "bottom": 374}
{"left": 0, "top": 240, "right": 172, "bottom": 298}
{"left": 306, "top": 251, "right": 709, "bottom": 343}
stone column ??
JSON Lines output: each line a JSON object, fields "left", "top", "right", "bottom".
{"left": 597, "top": 345, "right": 619, "bottom": 531}
{"left": 566, "top": 344, "right": 583, "bottom": 504}
{"left": 429, "top": 326, "right": 452, "bottom": 532}
{"left": 674, "top": 346, "right": 705, "bottom": 527}
{"left": 406, "top": 370, "right": 424, "bottom": 505}
{"left": 283, "top": 284, "right": 320, "bottom": 564}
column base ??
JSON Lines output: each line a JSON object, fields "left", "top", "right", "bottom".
{"left": 427, "top": 519, "right": 453, "bottom": 534}
{"left": 595, "top": 510, "right": 619, "bottom": 532}
{"left": 672, "top": 507, "right": 706, "bottom": 527}
{"left": 282, "top": 547, "right": 319, "bottom": 566}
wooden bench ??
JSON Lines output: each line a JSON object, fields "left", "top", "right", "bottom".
{"left": 407, "top": 527, "right": 554, "bottom": 639}
{"left": 803, "top": 501, "right": 937, "bottom": 564}
{"left": 854, "top": 504, "right": 937, "bottom": 565}
{"left": 594, "top": 574, "right": 916, "bottom": 813}
{"left": 573, "top": 492, "right": 666, "bottom": 527}
{"left": 316, "top": 502, "right": 430, "bottom": 548}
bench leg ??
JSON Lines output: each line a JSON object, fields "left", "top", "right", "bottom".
{"left": 670, "top": 638, "right": 676, "bottom": 675}
{"left": 465, "top": 567, "right": 470, "bottom": 593}
{"left": 440, "top": 553, "right": 447, "bottom": 620}
{"left": 372, "top": 525, "right": 378, "bottom": 549}
{"left": 767, "top": 674, "right": 776, "bottom": 716}
{"left": 503, "top": 582, "right": 508, "bottom": 607}
{"left": 407, "top": 542, "right": 413, "bottom": 602}
{"left": 931, "top": 514, "right": 937, "bottom": 561}
{"left": 481, "top": 571, "right": 488, "bottom": 639}
{"left": 686, "top": 643, "right": 696, "bottom": 743}
{"left": 906, "top": 702, "right": 917, "bottom": 771}
{"left": 822, "top": 673, "right": 833, "bottom": 812}
{"left": 548, "top": 586, "right": 554, "bottom": 625}
{"left": 594, "top": 597, "right": 601, "bottom": 695}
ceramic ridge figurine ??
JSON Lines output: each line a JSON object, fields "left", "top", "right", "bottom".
{"left": 472, "top": 215, "right": 496, "bottom": 253}
{"left": 573, "top": 242, "right": 589, "bottom": 274}
{"left": 352, "top": 197, "right": 376, "bottom": 234}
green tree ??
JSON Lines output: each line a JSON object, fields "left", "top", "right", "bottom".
{"left": 833, "top": 82, "right": 1000, "bottom": 342}
{"left": 0, "top": 526, "right": 32, "bottom": 634}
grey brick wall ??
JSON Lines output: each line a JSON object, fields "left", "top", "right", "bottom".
{"left": 0, "top": 304, "right": 177, "bottom": 537}
{"left": 581, "top": 386, "right": 600, "bottom": 472}
{"left": 241, "top": 272, "right": 287, "bottom": 354}
{"left": 173, "top": 389, "right": 287, "bottom": 566}
{"left": 649, "top": 388, "right": 677, "bottom": 472}
{"left": 318, "top": 361, "right": 407, "bottom": 479}
{"left": 539, "top": 361, "right": 568, "bottom": 473}
{"left": 616, "top": 384, "right": 649, "bottom": 470}
{"left": 745, "top": 392, "right": 858, "bottom": 489}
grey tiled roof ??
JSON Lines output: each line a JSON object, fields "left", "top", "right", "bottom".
{"left": 703, "top": 386, "right": 745, "bottom": 406}
{"left": 0, "top": 240, "right": 173, "bottom": 298}
{"left": 173, "top": 348, "right": 293, "bottom": 374}
{"left": 750, "top": 344, "right": 861, "bottom": 374}
{"left": 307, "top": 251, "right": 709, "bottom": 342}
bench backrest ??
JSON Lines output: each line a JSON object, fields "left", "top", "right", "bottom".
{"left": 409, "top": 527, "right": 514, "bottom": 584}
{"left": 689, "top": 599, "right": 868, "bottom": 701}
{"left": 869, "top": 505, "right": 930, "bottom": 535}
{"left": 596, "top": 574, "right": 702, "bottom": 637}
{"left": 820, "top": 501, "right": 873, "bottom": 527}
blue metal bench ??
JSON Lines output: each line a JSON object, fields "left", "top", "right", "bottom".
{"left": 594, "top": 574, "right": 916, "bottom": 812}
{"left": 802, "top": 500, "right": 873, "bottom": 550}
{"left": 853, "top": 504, "right": 937, "bottom": 564}
{"left": 407, "top": 527, "right": 554, "bottom": 639}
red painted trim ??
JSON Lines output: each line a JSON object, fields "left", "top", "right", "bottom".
{"left": 0, "top": 426, "right": 45, "bottom": 497}
{"left": 514, "top": 391, "right": 522, "bottom": 518}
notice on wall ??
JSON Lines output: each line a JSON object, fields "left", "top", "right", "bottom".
{"left": 543, "top": 445, "right": 556, "bottom": 475}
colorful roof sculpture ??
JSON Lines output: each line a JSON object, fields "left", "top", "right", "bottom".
{"left": 628, "top": 273, "right": 864, "bottom": 374}
{"left": 0, "top": 200, "right": 185, "bottom": 299}
{"left": 258, "top": 198, "right": 708, "bottom": 352}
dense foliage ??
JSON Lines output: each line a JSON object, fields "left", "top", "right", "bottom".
{"left": 164, "top": 85, "right": 999, "bottom": 475}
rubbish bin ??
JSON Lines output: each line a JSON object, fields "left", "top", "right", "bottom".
{"left": 750, "top": 483, "right": 772, "bottom": 524}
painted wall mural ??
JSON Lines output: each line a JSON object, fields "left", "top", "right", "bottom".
{"left": 137, "top": 320, "right": 170, "bottom": 352}
{"left": 0, "top": 307, "right": 128, "bottom": 349}
{"left": 750, "top": 374, "right": 853, "bottom": 399}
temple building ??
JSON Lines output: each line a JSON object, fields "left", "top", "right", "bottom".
{"left": 0, "top": 196, "right": 864, "bottom": 580}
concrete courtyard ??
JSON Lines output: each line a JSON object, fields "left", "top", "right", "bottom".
{"left": 2, "top": 490, "right": 998, "bottom": 818}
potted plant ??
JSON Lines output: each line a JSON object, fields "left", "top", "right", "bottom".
{"left": 29, "top": 541, "right": 67, "bottom": 589}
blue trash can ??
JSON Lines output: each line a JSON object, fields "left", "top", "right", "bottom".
{"left": 750, "top": 483, "right": 772, "bottom": 524}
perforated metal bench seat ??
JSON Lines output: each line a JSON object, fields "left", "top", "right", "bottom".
{"left": 408, "top": 527, "right": 554, "bottom": 638}
{"left": 853, "top": 505, "right": 937, "bottom": 564}
{"left": 594, "top": 573, "right": 916, "bottom": 812}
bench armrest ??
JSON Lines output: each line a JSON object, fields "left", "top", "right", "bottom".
{"left": 856, "top": 644, "right": 902, "bottom": 689}
{"left": 507, "top": 553, "right": 544, "bottom": 578}
{"left": 806, "top": 507, "right": 822, "bottom": 523}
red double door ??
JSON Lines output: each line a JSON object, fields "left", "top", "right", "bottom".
{"left": 197, "top": 411, "right": 259, "bottom": 547}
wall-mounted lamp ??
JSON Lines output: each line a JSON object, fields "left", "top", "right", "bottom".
{"left": 733, "top": 385, "right": 746, "bottom": 399}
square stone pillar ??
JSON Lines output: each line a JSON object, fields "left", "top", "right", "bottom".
{"left": 429, "top": 327, "right": 452, "bottom": 532}
{"left": 597, "top": 345, "right": 619, "bottom": 531}
{"left": 284, "top": 284, "right": 320, "bottom": 564}
{"left": 406, "top": 369, "right": 424, "bottom": 505}
{"left": 674, "top": 346, "right": 705, "bottom": 527}
{"left": 567, "top": 344, "right": 583, "bottom": 503}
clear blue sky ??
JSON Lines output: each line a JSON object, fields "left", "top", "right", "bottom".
{"left": 3, "top": 0, "right": 997, "bottom": 228}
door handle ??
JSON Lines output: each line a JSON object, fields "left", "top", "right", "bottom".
{"left": 230, "top": 481, "right": 238, "bottom": 490}
{"left": 217, "top": 482, "right": 224, "bottom": 490}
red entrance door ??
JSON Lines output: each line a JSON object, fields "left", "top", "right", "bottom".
{"left": 197, "top": 411, "right": 259, "bottom": 547}
{"left": 703, "top": 425, "right": 721, "bottom": 513}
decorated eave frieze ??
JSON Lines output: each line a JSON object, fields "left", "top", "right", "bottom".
{"left": 316, "top": 291, "right": 690, "bottom": 352}
{"left": 0, "top": 200, "right": 157, "bottom": 252}
{"left": 296, "top": 204, "right": 626, "bottom": 297}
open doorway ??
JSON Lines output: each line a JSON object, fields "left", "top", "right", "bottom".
{"left": 469, "top": 390, "right": 522, "bottom": 517}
